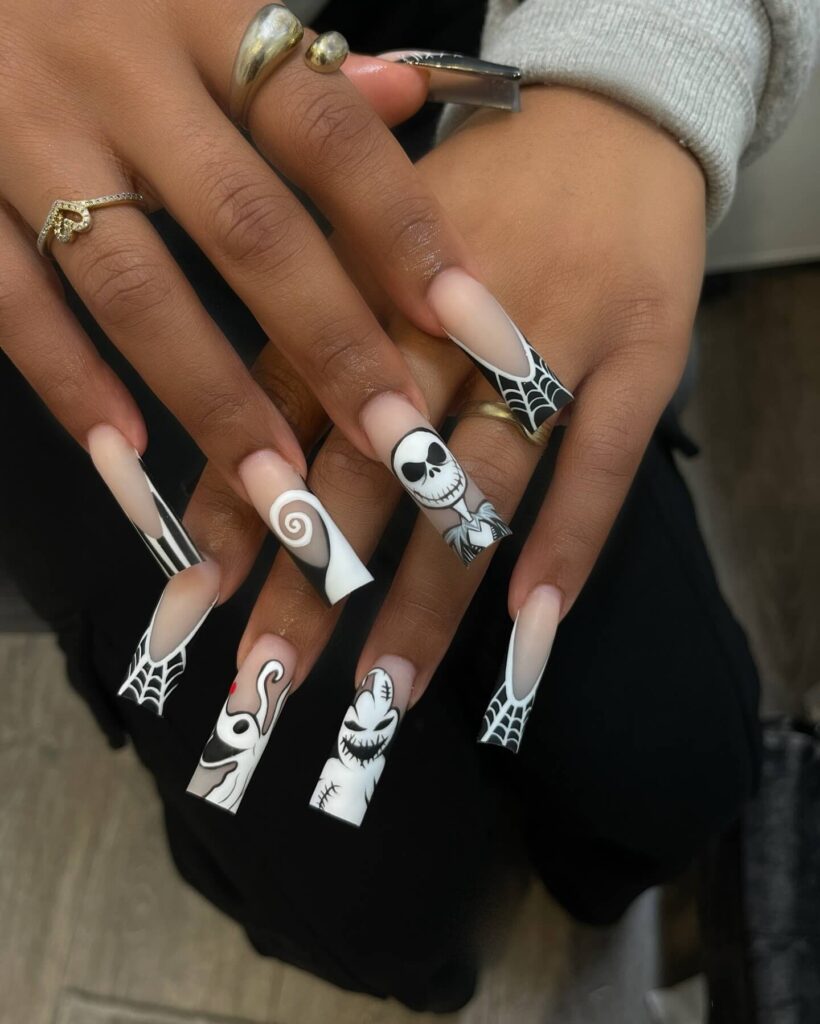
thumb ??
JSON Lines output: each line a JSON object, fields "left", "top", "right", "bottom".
{"left": 343, "top": 54, "right": 429, "bottom": 127}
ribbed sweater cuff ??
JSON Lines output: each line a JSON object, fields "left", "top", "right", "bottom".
{"left": 438, "top": 0, "right": 772, "bottom": 226}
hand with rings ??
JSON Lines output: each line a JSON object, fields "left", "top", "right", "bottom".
{"left": 0, "top": 0, "right": 483, "bottom": 517}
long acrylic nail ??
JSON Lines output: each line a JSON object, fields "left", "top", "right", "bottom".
{"left": 88, "top": 424, "right": 202, "bottom": 578}
{"left": 310, "top": 656, "right": 414, "bottom": 827}
{"left": 360, "top": 392, "right": 510, "bottom": 566}
{"left": 378, "top": 51, "right": 522, "bottom": 110}
{"left": 238, "top": 450, "right": 373, "bottom": 606}
{"left": 427, "top": 269, "right": 573, "bottom": 435}
{"left": 187, "top": 634, "right": 297, "bottom": 813}
{"left": 119, "top": 559, "right": 220, "bottom": 716}
{"left": 479, "top": 585, "right": 561, "bottom": 752}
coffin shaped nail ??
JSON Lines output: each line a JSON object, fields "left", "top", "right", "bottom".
{"left": 379, "top": 51, "right": 521, "bottom": 111}
{"left": 88, "top": 424, "right": 202, "bottom": 578}
{"left": 187, "top": 634, "right": 296, "bottom": 813}
{"left": 479, "top": 585, "right": 561, "bottom": 752}
{"left": 238, "top": 450, "right": 373, "bottom": 606}
{"left": 428, "top": 269, "right": 573, "bottom": 435}
{"left": 361, "top": 393, "right": 510, "bottom": 566}
{"left": 119, "top": 560, "right": 219, "bottom": 715}
{"left": 310, "top": 656, "right": 414, "bottom": 827}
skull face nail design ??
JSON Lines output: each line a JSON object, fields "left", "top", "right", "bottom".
{"left": 188, "top": 636, "right": 296, "bottom": 813}
{"left": 310, "top": 658, "right": 414, "bottom": 827}
{"left": 361, "top": 393, "right": 511, "bottom": 567}
{"left": 392, "top": 429, "right": 467, "bottom": 510}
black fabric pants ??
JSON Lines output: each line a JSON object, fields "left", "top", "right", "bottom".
{"left": 0, "top": 4, "right": 761, "bottom": 1010}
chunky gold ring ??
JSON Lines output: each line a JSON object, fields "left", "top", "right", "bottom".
{"left": 304, "top": 31, "right": 349, "bottom": 73}
{"left": 458, "top": 400, "right": 555, "bottom": 447}
{"left": 37, "top": 192, "right": 146, "bottom": 257}
{"left": 229, "top": 4, "right": 304, "bottom": 128}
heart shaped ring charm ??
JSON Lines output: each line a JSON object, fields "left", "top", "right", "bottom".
{"left": 37, "top": 191, "right": 146, "bottom": 257}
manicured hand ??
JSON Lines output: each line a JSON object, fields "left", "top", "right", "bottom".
{"left": 176, "top": 86, "right": 706, "bottom": 815}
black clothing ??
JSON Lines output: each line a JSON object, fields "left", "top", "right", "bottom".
{"left": 0, "top": 3, "right": 760, "bottom": 1009}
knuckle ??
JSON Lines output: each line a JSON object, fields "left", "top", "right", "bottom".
{"left": 381, "top": 193, "right": 443, "bottom": 265}
{"left": 602, "top": 280, "right": 676, "bottom": 349}
{"left": 293, "top": 88, "right": 376, "bottom": 170}
{"left": 312, "top": 435, "right": 384, "bottom": 503}
{"left": 574, "top": 418, "right": 638, "bottom": 489}
{"left": 252, "top": 361, "right": 320, "bottom": 442}
{"left": 386, "top": 578, "right": 451, "bottom": 639}
{"left": 195, "top": 160, "right": 307, "bottom": 271}
{"left": 307, "top": 314, "right": 380, "bottom": 387}
{"left": 195, "top": 383, "right": 255, "bottom": 437}
{"left": 77, "top": 242, "right": 173, "bottom": 330}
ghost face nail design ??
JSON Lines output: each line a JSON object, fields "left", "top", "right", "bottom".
{"left": 361, "top": 394, "right": 510, "bottom": 566}
{"left": 119, "top": 560, "right": 219, "bottom": 715}
{"left": 310, "top": 656, "right": 414, "bottom": 827}
{"left": 479, "top": 585, "right": 561, "bottom": 752}
{"left": 427, "top": 269, "right": 573, "bottom": 435}
{"left": 187, "top": 635, "right": 296, "bottom": 813}
{"left": 239, "top": 451, "right": 373, "bottom": 606}
{"left": 88, "top": 424, "right": 202, "bottom": 577}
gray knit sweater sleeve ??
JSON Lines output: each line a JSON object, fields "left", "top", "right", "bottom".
{"left": 439, "top": 0, "right": 819, "bottom": 225}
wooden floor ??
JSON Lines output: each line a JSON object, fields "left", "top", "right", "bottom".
{"left": 1, "top": 262, "right": 817, "bottom": 1024}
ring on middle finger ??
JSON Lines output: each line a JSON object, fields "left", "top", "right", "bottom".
{"left": 229, "top": 4, "right": 304, "bottom": 128}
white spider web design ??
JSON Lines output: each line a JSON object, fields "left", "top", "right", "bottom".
{"left": 493, "top": 346, "right": 573, "bottom": 434}
{"left": 479, "top": 678, "right": 536, "bottom": 753}
{"left": 118, "top": 625, "right": 187, "bottom": 716}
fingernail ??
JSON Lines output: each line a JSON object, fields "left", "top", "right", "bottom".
{"left": 377, "top": 51, "right": 522, "bottom": 111}
{"left": 88, "top": 424, "right": 202, "bottom": 578}
{"left": 238, "top": 450, "right": 373, "bottom": 606}
{"left": 360, "top": 392, "right": 511, "bottom": 566}
{"left": 310, "top": 656, "right": 414, "bottom": 827}
{"left": 427, "top": 269, "right": 573, "bottom": 435}
{"left": 187, "top": 634, "right": 297, "bottom": 813}
{"left": 119, "top": 559, "right": 220, "bottom": 716}
{"left": 478, "top": 585, "right": 561, "bottom": 752}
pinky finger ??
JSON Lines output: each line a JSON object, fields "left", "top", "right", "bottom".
{"left": 0, "top": 202, "right": 199, "bottom": 579}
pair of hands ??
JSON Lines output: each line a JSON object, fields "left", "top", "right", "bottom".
{"left": 0, "top": 0, "right": 706, "bottom": 704}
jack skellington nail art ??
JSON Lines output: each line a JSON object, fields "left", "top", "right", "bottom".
{"left": 391, "top": 428, "right": 510, "bottom": 565}
{"left": 310, "top": 658, "right": 414, "bottom": 826}
{"left": 188, "top": 635, "right": 296, "bottom": 813}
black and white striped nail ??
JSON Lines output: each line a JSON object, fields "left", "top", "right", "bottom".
{"left": 88, "top": 424, "right": 201, "bottom": 577}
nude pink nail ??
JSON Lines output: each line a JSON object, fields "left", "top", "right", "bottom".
{"left": 88, "top": 424, "right": 201, "bottom": 577}
{"left": 479, "top": 585, "right": 561, "bottom": 752}
{"left": 119, "top": 559, "right": 220, "bottom": 716}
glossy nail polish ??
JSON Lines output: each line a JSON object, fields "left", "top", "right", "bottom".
{"left": 187, "top": 634, "right": 297, "bottom": 813}
{"left": 479, "top": 585, "right": 561, "bottom": 752}
{"left": 309, "top": 656, "right": 414, "bottom": 827}
{"left": 119, "top": 559, "right": 220, "bottom": 715}
{"left": 238, "top": 450, "right": 373, "bottom": 606}
{"left": 88, "top": 424, "right": 202, "bottom": 577}
{"left": 360, "top": 392, "right": 510, "bottom": 566}
{"left": 427, "top": 268, "right": 573, "bottom": 435}
{"left": 378, "top": 51, "right": 521, "bottom": 110}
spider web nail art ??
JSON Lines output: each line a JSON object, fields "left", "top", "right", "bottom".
{"left": 118, "top": 598, "right": 215, "bottom": 715}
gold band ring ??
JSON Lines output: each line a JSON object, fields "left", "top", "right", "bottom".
{"left": 458, "top": 400, "right": 555, "bottom": 447}
{"left": 229, "top": 5, "right": 304, "bottom": 128}
{"left": 37, "top": 192, "right": 146, "bottom": 257}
